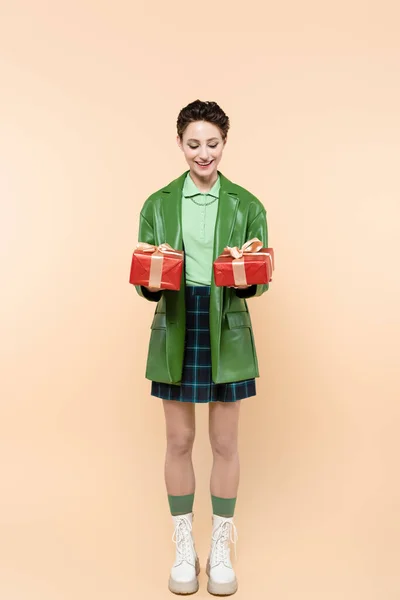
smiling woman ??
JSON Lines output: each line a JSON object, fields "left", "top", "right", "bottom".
{"left": 176, "top": 101, "right": 229, "bottom": 187}
{"left": 132, "top": 99, "right": 270, "bottom": 596}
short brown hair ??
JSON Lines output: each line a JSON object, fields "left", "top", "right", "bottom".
{"left": 177, "top": 100, "right": 230, "bottom": 141}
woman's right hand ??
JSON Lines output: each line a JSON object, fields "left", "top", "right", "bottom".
{"left": 145, "top": 286, "right": 161, "bottom": 293}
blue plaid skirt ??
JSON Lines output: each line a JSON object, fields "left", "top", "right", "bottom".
{"left": 151, "top": 285, "right": 256, "bottom": 403}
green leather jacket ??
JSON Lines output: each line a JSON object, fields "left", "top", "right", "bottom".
{"left": 134, "top": 169, "right": 270, "bottom": 384}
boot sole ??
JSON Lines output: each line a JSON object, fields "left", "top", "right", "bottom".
{"left": 168, "top": 557, "right": 200, "bottom": 595}
{"left": 206, "top": 558, "right": 238, "bottom": 596}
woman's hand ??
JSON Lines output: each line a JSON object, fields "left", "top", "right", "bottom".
{"left": 145, "top": 286, "right": 162, "bottom": 293}
{"left": 231, "top": 285, "right": 251, "bottom": 290}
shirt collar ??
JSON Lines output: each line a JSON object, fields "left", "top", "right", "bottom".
{"left": 182, "top": 172, "right": 220, "bottom": 199}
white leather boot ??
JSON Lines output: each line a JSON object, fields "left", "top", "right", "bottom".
{"left": 168, "top": 512, "right": 200, "bottom": 595}
{"left": 206, "top": 514, "right": 238, "bottom": 596}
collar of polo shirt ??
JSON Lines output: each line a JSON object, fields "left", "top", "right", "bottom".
{"left": 182, "top": 171, "right": 221, "bottom": 199}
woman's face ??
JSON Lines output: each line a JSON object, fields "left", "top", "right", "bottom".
{"left": 177, "top": 120, "right": 226, "bottom": 179}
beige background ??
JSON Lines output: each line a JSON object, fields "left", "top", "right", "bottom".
{"left": 1, "top": 1, "right": 400, "bottom": 598}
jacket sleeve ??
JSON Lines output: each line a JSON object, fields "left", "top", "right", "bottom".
{"left": 133, "top": 209, "right": 163, "bottom": 303}
{"left": 235, "top": 208, "right": 270, "bottom": 299}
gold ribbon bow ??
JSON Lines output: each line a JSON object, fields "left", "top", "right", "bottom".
{"left": 222, "top": 237, "right": 273, "bottom": 286}
{"left": 135, "top": 242, "right": 182, "bottom": 288}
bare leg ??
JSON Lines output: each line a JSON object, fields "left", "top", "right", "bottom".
{"left": 209, "top": 401, "right": 241, "bottom": 498}
{"left": 163, "top": 401, "right": 199, "bottom": 595}
{"left": 163, "top": 400, "right": 196, "bottom": 495}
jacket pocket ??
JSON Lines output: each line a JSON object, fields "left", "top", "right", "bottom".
{"left": 146, "top": 312, "right": 169, "bottom": 382}
{"left": 220, "top": 310, "right": 258, "bottom": 381}
{"left": 225, "top": 311, "right": 251, "bottom": 329}
{"left": 151, "top": 312, "right": 167, "bottom": 329}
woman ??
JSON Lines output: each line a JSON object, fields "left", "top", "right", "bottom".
{"left": 134, "top": 100, "right": 270, "bottom": 595}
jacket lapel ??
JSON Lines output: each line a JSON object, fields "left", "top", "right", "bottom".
{"left": 160, "top": 171, "right": 186, "bottom": 250}
{"left": 160, "top": 169, "right": 239, "bottom": 255}
{"left": 212, "top": 172, "right": 239, "bottom": 259}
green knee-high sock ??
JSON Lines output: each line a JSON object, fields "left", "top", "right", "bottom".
{"left": 211, "top": 495, "right": 237, "bottom": 518}
{"left": 168, "top": 493, "right": 195, "bottom": 516}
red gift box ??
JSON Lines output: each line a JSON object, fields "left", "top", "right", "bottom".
{"left": 213, "top": 238, "right": 274, "bottom": 287}
{"left": 129, "top": 242, "right": 184, "bottom": 291}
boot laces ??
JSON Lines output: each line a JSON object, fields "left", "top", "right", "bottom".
{"left": 172, "top": 516, "right": 195, "bottom": 565}
{"left": 211, "top": 519, "right": 238, "bottom": 566}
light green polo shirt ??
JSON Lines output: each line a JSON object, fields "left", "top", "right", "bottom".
{"left": 182, "top": 171, "right": 220, "bottom": 286}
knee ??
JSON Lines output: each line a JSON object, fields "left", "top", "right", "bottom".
{"left": 210, "top": 434, "right": 238, "bottom": 460}
{"left": 167, "top": 428, "right": 195, "bottom": 456}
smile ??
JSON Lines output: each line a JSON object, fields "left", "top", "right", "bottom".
{"left": 196, "top": 160, "right": 214, "bottom": 168}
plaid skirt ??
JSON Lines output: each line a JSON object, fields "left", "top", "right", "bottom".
{"left": 151, "top": 285, "right": 256, "bottom": 403}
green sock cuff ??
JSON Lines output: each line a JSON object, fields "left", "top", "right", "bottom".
{"left": 211, "top": 495, "right": 237, "bottom": 517}
{"left": 168, "top": 493, "right": 194, "bottom": 516}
